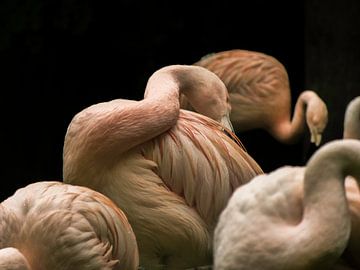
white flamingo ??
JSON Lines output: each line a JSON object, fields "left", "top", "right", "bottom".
{"left": 214, "top": 139, "right": 360, "bottom": 270}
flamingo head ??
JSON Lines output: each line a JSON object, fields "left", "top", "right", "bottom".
{"left": 305, "top": 92, "right": 328, "bottom": 146}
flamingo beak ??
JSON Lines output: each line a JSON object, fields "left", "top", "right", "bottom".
{"left": 310, "top": 129, "right": 322, "bottom": 147}
{"left": 220, "top": 114, "right": 235, "bottom": 133}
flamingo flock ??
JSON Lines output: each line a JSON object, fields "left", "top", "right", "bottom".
{"left": 0, "top": 49, "right": 359, "bottom": 270}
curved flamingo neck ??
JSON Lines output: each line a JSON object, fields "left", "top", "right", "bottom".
{"left": 343, "top": 96, "right": 360, "bottom": 139}
{"left": 63, "top": 65, "right": 230, "bottom": 179}
{"left": 298, "top": 140, "right": 360, "bottom": 263}
{"left": 147, "top": 65, "right": 231, "bottom": 124}
{"left": 269, "top": 91, "right": 314, "bottom": 144}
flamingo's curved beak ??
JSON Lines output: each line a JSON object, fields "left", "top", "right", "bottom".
{"left": 310, "top": 128, "right": 322, "bottom": 147}
{"left": 220, "top": 114, "right": 235, "bottom": 133}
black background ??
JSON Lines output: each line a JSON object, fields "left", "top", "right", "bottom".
{"left": 1, "top": 0, "right": 359, "bottom": 201}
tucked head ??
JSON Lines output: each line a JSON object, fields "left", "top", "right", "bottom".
{"left": 149, "top": 65, "right": 233, "bottom": 131}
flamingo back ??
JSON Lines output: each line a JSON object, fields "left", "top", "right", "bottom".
{"left": 185, "top": 49, "right": 293, "bottom": 131}
{"left": 0, "top": 181, "right": 139, "bottom": 270}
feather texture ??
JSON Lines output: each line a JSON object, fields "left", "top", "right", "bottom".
{"left": 0, "top": 181, "right": 139, "bottom": 270}
{"left": 63, "top": 65, "right": 263, "bottom": 269}
{"left": 187, "top": 49, "right": 328, "bottom": 145}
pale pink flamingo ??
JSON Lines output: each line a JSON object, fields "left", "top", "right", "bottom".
{"left": 181, "top": 49, "right": 328, "bottom": 146}
{"left": 214, "top": 139, "right": 360, "bottom": 270}
{"left": 0, "top": 181, "right": 139, "bottom": 270}
{"left": 63, "top": 65, "right": 263, "bottom": 269}
{"left": 340, "top": 96, "right": 360, "bottom": 269}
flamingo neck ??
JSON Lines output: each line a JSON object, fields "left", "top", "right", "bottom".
{"left": 298, "top": 140, "right": 360, "bottom": 264}
{"left": 63, "top": 65, "right": 231, "bottom": 180}
{"left": 270, "top": 91, "right": 312, "bottom": 144}
{"left": 343, "top": 97, "right": 360, "bottom": 139}
{"left": 147, "top": 65, "right": 231, "bottom": 124}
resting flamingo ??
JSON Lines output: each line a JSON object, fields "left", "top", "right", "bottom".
{"left": 214, "top": 139, "right": 360, "bottom": 270}
{"left": 63, "top": 65, "right": 263, "bottom": 269}
{"left": 181, "top": 49, "right": 328, "bottom": 146}
{"left": 0, "top": 181, "right": 139, "bottom": 270}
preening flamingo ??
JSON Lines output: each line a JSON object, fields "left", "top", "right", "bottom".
{"left": 0, "top": 181, "right": 139, "bottom": 270}
{"left": 181, "top": 49, "right": 328, "bottom": 146}
{"left": 214, "top": 139, "right": 360, "bottom": 270}
{"left": 63, "top": 65, "right": 263, "bottom": 269}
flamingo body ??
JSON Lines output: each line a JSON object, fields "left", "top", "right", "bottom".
{"left": 63, "top": 65, "right": 263, "bottom": 269}
{"left": 214, "top": 140, "right": 360, "bottom": 270}
{"left": 0, "top": 181, "right": 139, "bottom": 270}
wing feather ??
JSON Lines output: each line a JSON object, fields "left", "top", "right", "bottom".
{"left": 143, "top": 110, "right": 263, "bottom": 227}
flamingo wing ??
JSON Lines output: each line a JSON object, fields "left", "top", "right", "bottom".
{"left": 143, "top": 110, "right": 263, "bottom": 227}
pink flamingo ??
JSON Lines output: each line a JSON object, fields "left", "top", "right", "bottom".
{"left": 63, "top": 65, "right": 263, "bottom": 269}
{"left": 0, "top": 181, "right": 139, "bottom": 270}
{"left": 182, "top": 49, "right": 328, "bottom": 146}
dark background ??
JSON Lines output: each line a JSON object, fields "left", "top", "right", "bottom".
{"left": 1, "top": 0, "right": 359, "bottom": 201}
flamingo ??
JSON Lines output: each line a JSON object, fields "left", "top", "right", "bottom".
{"left": 63, "top": 65, "right": 263, "bottom": 269}
{"left": 0, "top": 181, "right": 139, "bottom": 270}
{"left": 181, "top": 49, "right": 328, "bottom": 146}
{"left": 340, "top": 96, "right": 360, "bottom": 268}
{"left": 213, "top": 139, "right": 360, "bottom": 270}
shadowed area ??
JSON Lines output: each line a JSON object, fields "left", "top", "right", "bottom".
{"left": 0, "top": 0, "right": 305, "bottom": 200}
